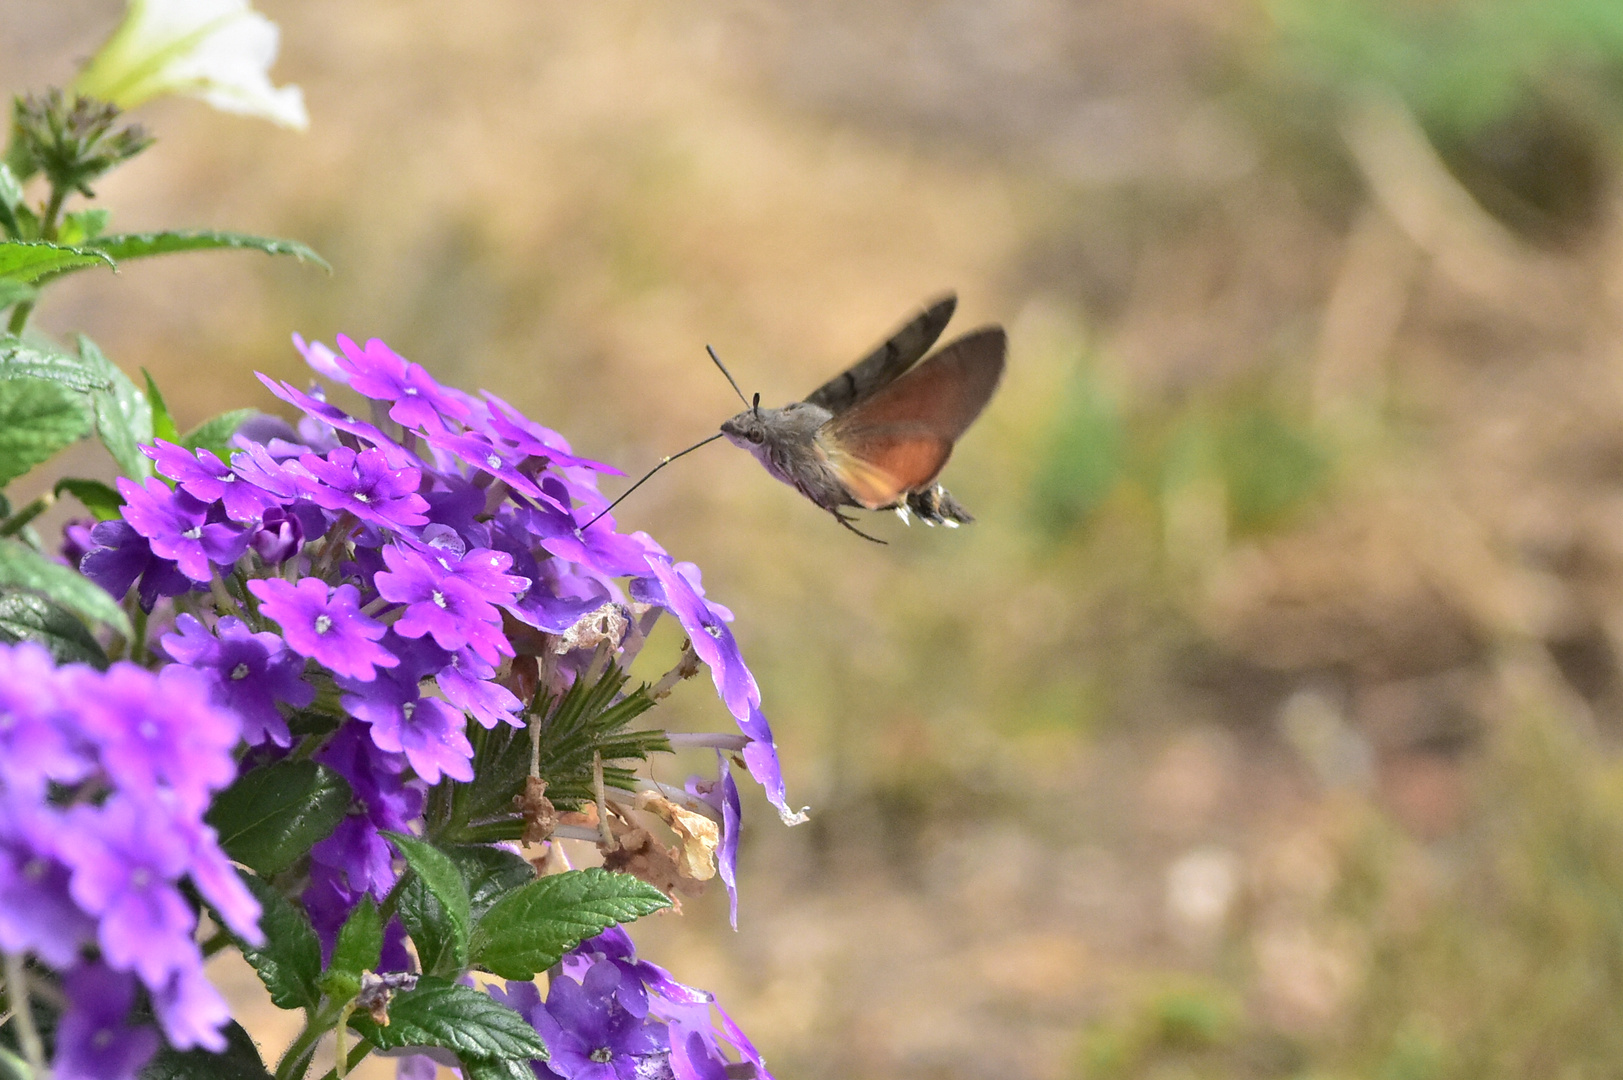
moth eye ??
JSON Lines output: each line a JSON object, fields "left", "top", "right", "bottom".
{"left": 748, "top": 429, "right": 765, "bottom": 444}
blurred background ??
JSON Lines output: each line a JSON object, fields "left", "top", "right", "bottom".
{"left": 12, "top": 0, "right": 1623, "bottom": 1076}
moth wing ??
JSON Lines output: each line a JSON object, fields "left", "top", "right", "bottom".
{"left": 804, "top": 294, "right": 957, "bottom": 414}
{"left": 818, "top": 326, "right": 1006, "bottom": 509}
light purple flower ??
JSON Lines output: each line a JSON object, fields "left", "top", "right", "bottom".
{"left": 341, "top": 640, "right": 474, "bottom": 784}
{"left": 0, "top": 642, "right": 88, "bottom": 795}
{"left": 640, "top": 558, "right": 757, "bottom": 721}
{"left": 374, "top": 541, "right": 527, "bottom": 663}
{"left": 298, "top": 445, "right": 431, "bottom": 531}
{"left": 115, "top": 477, "right": 253, "bottom": 583}
{"left": 162, "top": 614, "right": 314, "bottom": 747}
{"left": 257, "top": 374, "right": 413, "bottom": 464}
{"left": 0, "top": 797, "right": 96, "bottom": 966}
{"left": 481, "top": 393, "right": 623, "bottom": 474}
{"left": 310, "top": 722, "right": 421, "bottom": 898}
{"left": 145, "top": 439, "right": 280, "bottom": 522}
{"left": 541, "top": 961, "right": 670, "bottom": 1080}
{"left": 54, "top": 964, "right": 160, "bottom": 1080}
{"left": 436, "top": 647, "right": 523, "bottom": 729}
{"left": 332, "top": 334, "right": 473, "bottom": 431}
{"left": 248, "top": 578, "right": 399, "bottom": 681}
{"left": 152, "top": 963, "right": 233, "bottom": 1052}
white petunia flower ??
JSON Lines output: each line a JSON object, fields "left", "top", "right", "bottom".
{"left": 73, "top": 0, "right": 308, "bottom": 130}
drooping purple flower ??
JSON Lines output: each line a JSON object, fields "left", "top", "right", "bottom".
{"left": 540, "top": 961, "right": 671, "bottom": 1080}
{"left": 310, "top": 720, "right": 423, "bottom": 897}
{"left": 340, "top": 638, "right": 474, "bottom": 784}
{"left": 640, "top": 558, "right": 757, "bottom": 721}
{"left": 64, "top": 797, "right": 198, "bottom": 988}
{"left": 78, "top": 519, "right": 197, "bottom": 611}
{"left": 162, "top": 614, "right": 314, "bottom": 747}
{"left": 72, "top": 664, "right": 240, "bottom": 813}
{"left": 248, "top": 578, "right": 399, "bottom": 681}
{"left": 116, "top": 477, "right": 253, "bottom": 583}
{"left": 374, "top": 541, "right": 527, "bottom": 663}
{"left": 297, "top": 445, "right": 431, "bottom": 531}
{"left": 420, "top": 427, "right": 551, "bottom": 503}
{"left": 332, "top": 334, "right": 473, "bottom": 431}
{"left": 62, "top": 518, "right": 96, "bottom": 568}
{"left": 0, "top": 797, "right": 96, "bottom": 966}
{"left": 0, "top": 642, "right": 89, "bottom": 795}
{"left": 151, "top": 963, "right": 233, "bottom": 1052}
{"left": 145, "top": 439, "right": 281, "bottom": 523}
{"left": 54, "top": 964, "right": 161, "bottom": 1080}
{"left": 689, "top": 757, "right": 742, "bottom": 928}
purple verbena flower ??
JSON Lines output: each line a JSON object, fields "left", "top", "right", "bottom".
{"left": 145, "top": 439, "right": 281, "bottom": 523}
{"left": 54, "top": 964, "right": 161, "bottom": 1080}
{"left": 78, "top": 519, "right": 196, "bottom": 611}
{"left": 540, "top": 961, "right": 670, "bottom": 1080}
{"left": 248, "top": 578, "right": 399, "bottom": 681}
{"left": 374, "top": 541, "right": 528, "bottom": 663}
{"left": 0, "top": 796, "right": 96, "bottom": 966}
{"left": 298, "top": 445, "right": 431, "bottom": 531}
{"left": 436, "top": 647, "right": 523, "bottom": 729}
{"left": 250, "top": 504, "right": 307, "bottom": 565}
{"left": 116, "top": 476, "right": 252, "bottom": 583}
{"left": 161, "top": 614, "right": 314, "bottom": 747}
{"left": 257, "top": 375, "right": 411, "bottom": 463}
{"left": 332, "top": 334, "right": 473, "bottom": 430}
{"left": 340, "top": 637, "right": 473, "bottom": 784}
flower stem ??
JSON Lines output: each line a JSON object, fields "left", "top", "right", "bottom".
{"left": 275, "top": 999, "right": 346, "bottom": 1080}
{"left": 1, "top": 953, "right": 45, "bottom": 1076}
{"left": 312, "top": 1038, "right": 374, "bottom": 1080}
{"left": 0, "top": 492, "right": 53, "bottom": 537}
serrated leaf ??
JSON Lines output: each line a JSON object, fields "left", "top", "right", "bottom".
{"left": 139, "top": 1020, "right": 271, "bottom": 1080}
{"left": 0, "top": 336, "right": 111, "bottom": 393}
{"left": 54, "top": 477, "right": 123, "bottom": 520}
{"left": 471, "top": 868, "right": 670, "bottom": 981}
{"left": 460, "top": 1058, "right": 538, "bottom": 1080}
{"left": 447, "top": 844, "right": 537, "bottom": 920}
{"left": 205, "top": 759, "right": 352, "bottom": 877}
{"left": 386, "top": 832, "right": 472, "bottom": 977}
{"left": 0, "top": 588, "right": 109, "bottom": 667}
{"left": 332, "top": 895, "right": 382, "bottom": 980}
{"left": 57, "top": 208, "right": 110, "bottom": 246}
{"left": 182, "top": 408, "right": 256, "bottom": 460}
{"left": 0, "top": 281, "right": 33, "bottom": 311}
{"left": 0, "top": 539, "right": 130, "bottom": 638}
{"left": 0, "top": 376, "right": 90, "bottom": 485}
{"left": 76, "top": 336, "right": 152, "bottom": 480}
{"left": 235, "top": 873, "right": 322, "bottom": 1012}
{"left": 346, "top": 976, "right": 547, "bottom": 1061}
{"left": 83, "top": 230, "right": 330, "bottom": 272}
{"left": 141, "top": 369, "right": 180, "bottom": 444}
{"left": 0, "top": 240, "right": 114, "bottom": 282}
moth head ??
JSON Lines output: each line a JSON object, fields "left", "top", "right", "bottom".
{"left": 721, "top": 409, "right": 768, "bottom": 446}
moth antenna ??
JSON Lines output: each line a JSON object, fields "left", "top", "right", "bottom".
{"left": 577, "top": 432, "right": 726, "bottom": 532}
{"left": 752, "top": 391, "right": 760, "bottom": 418}
{"left": 705, "top": 345, "right": 752, "bottom": 410}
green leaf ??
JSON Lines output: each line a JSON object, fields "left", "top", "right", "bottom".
{"left": 331, "top": 895, "right": 382, "bottom": 981}
{"left": 0, "top": 280, "right": 33, "bottom": 311}
{"left": 346, "top": 976, "right": 547, "bottom": 1061}
{"left": 0, "top": 336, "right": 112, "bottom": 393}
{"left": 139, "top": 1020, "right": 271, "bottom": 1080}
{"left": 471, "top": 868, "right": 670, "bottom": 981}
{"left": 447, "top": 843, "right": 537, "bottom": 920}
{"left": 236, "top": 873, "right": 323, "bottom": 1012}
{"left": 0, "top": 538, "right": 130, "bottom": 638}
{"left": 461, "top": 1059, "right": 539, "bottom": 1080}
{"left": 205, "top": 759, "right": 352, "bottom": 877}
{"left": 0, "top": 165, "right": 22, "bottom": 239}
{"left": 182, "top": 408, "right": 256, "bottom": 460}
{"left": 0, "top": 1044, "right": 33, "bottom": 1080}
{"left": 142, "top": 369, "right": 180, "bottom": 445}
{"left": 76, "top": 336, "right": 152, "bottom": 480}
{"left": 0, "top": 240, "right": 114, "bottom": 282}
{"left": 0, "top": 376, "right": 90, "bottom": 485}
{"left": 54, "top": 477, "right": 123, "bottom": 520}
{"left": 56, "top": 208, "right": 110, "bottom": 246}
{"left": 386, "top": 832, "right": 472, "bottom": 977}
{"left": 0, "top": 588, "right": 109, "bottom": 667}
{"left": 84, "top": 230, "right": 330, "bottom": 272}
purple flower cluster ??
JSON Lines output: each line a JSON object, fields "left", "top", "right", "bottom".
{"left": 486, "top": 927, "right": 771, "bottom": 1080}
{"left": 0, "top": 642, "right": 261, "bottom": 1074}
{"left": 55, "top": 331, "right": 800, "bottom": 1069}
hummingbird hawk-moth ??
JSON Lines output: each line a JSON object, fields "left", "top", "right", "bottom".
{"left": 717, "top": 294, "right": 1005, "bottom": 542}
{"left": 584, "top": 294, "right": 1005, "bottom": 542}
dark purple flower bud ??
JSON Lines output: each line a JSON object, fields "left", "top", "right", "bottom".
{"left": 54, "top": 964, "right": 161, "bottom": 1080}
{"left": 250, "top": 504, "right": 306, "bottom": 565}
{"left": 332, "top": 334, "right": 473, "bottom": 431}
{"left": 161, "top": 614, "right": 314, "bottom": 747}
{"left": 248, "top": 578, "right": 400, "bottom": 681}
{"left": 79, "top": 520, "right": 197, "bottom": 612}
{"left": 298, "top": 445, "right": 431, "bottom": 531}
{"left": 116, "top": 477, "right": 252, "bottom": 583}
{"left": 145, "top": 439, "right": 281, "bottom": 523}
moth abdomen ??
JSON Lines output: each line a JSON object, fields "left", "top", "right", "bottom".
{"left": 903, "top": 485, "right": 973, "bottom": 527}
